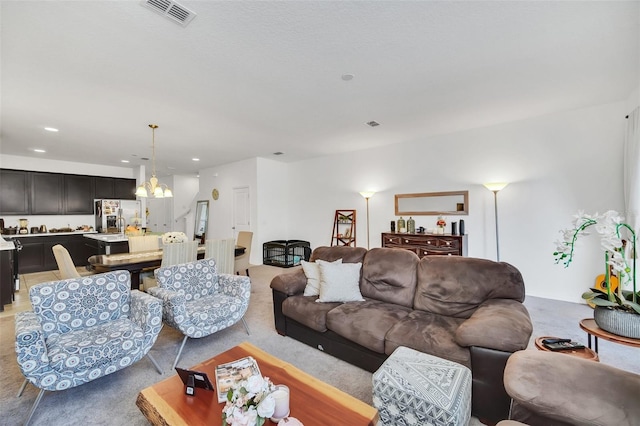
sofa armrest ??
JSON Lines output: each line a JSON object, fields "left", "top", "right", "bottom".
{"left": 219, "top": 273, "right": 251, "bottom": 298}
{"left": 130, "top": 290, "right": 163, "bottom": 346}
{"left": 505, "top": 350, "right": 640, "bottom": 426}
{"left": 15, "top": 311, "right": 50, "bottom": 373}
{"left": 270, "top": 269, "right": 307, "bottom": 296}
{"left": 456, "top": 299, "right": 532, "bottom": 352}
{"left": 147, "top": 286, "right": 187, "bottom": 329}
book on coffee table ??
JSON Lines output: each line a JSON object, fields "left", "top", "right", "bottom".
{"left": 214, "top": 356, "right": 261, "bottom": 403}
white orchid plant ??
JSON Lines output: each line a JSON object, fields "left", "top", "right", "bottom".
{"left": 554, "top": 210, "right": 638, "bottom": 314}
{"left": 161, "top": 231, "right": 188, "bottom": 244}
{"left": 222, "top": 375, "right": 276, "bottom": 426}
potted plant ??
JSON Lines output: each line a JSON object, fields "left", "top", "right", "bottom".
{"left": 554, "top": 210, "right": 639, "bottom": 338}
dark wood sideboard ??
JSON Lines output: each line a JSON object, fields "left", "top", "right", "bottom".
{"left": 381, "top": 232, "right": 467, "bottom": 257}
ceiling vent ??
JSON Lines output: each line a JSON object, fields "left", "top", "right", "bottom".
{"left": 141, "top": 0, "right": 197, "bottom": 27}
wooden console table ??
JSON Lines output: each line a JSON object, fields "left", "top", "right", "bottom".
{"left": 579, "top": 318, "right": 640, "bottom": 353}
{"left": 381, "top": 232, "right": 467, "bottom": 258}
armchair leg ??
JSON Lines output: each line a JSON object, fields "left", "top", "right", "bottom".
{"left": 24, "top": 388, "right": 45, "bottom": 426}
{"left": 241, "top": 318, "right": 251, "bottom": 335}
{"left": 17, "top": 379, "right": 28, "bottom": 397}
{"left": 172, "top": 336, "right": 189, "bottom": 370}
{"left": 147, "top": 353, "right": 163, "bottom": 375}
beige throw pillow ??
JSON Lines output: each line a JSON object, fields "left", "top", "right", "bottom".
{"left": 302, "top": 259, "right": 342, "bottom": 296}
{"left": 316, "top": 261, "right": 364, "bottom": 303}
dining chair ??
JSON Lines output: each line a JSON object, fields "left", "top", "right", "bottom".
{"left": 129, "top": 235, "right": 162, "bottom": 289}
{"left": 128, "top": 235, "right": 161, "bottom": 252}
{"left": 15, "top": 270, "right": 163, "bottom": 425}
{"left": 52, "top": 244, "right": 81, "bottom": 279}
{"left": 234, "top": 231, "right": 253, "bottom": 276}
{"left": 162, "top": 241, "right": 198, "bottom": 266}
{"left": 205, "top": 238, "right": 235, "bottom": 275}
{"left": 142, "top": 241, "right": 199, "bottom": 290}
{"left": 148, "top": 258, "right": 251, "bottom": 369}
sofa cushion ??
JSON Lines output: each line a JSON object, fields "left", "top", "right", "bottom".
{"left": 184, "top": 293, "right": 247, "bottom": 337}
{"left": 46, "top": 317, "right": 145, "bottom": 375}
{"left": 282, "top": 295, "right": 342, "bottom": 332}
{"left": 385, "top": 310, "right": 471, "bottom": 368}
{"left": 360, "top": 248, "right": 418, "bottom": 308}
{"left": 310, "top": 246, "right": 367, "bottom": 264}
{"left": 327, "top": 300, "right": 412, "bottom": 353}
{"left": 414, "top": 256, "right": 525, "bottom": 318}
{"left": 317, "top": 261, "right": 364, "bottom": 303}
{"left": 302, "top": 259, "right": 342, "bottom": 296}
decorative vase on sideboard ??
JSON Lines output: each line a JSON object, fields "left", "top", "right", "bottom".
{"left": 594, "top": 306, "right": 640, "bottom": 339}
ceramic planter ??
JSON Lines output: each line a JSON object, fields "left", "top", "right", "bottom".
{"left": 594, "top": 306, "right": 640, "bottom": 339}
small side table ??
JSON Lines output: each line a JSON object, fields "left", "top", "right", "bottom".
{"left": 534, "top": 336, "right": 599, "bottom": 361}
{"left": 579, "top": 318, "right": 640, "bottom": 353}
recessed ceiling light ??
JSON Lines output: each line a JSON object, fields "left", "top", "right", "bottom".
{"left": 273, "top": 152, "right": 284, "bottom": 156}
{"left": 121, "top": 160, "right": 130, "bottom": 163}
{"left": 33, "top": 148, "right": 46, "bottom": 153}
{"left": 366, "top": 121, "right": 380, "bottom": 127}
{"left": 44, "top": 127, "right": 59, "bottom": 132}
{"left": 341, "top": 74, "right": 354, "bottom": 81}
{"left": 192, "top": 158, "right": 200, "bottom": 161}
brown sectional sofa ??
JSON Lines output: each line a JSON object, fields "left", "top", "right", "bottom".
{"left": 271, "top": 246, "right": 533, "bottom": 423}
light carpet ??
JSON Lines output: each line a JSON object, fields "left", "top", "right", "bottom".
{"left": 0, "top": 265, "right": 637, "bottom": 426}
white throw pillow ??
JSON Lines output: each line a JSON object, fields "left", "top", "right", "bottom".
{"left": 316, "top": 261, "right": 364, "bottom": 303}
{"left": 302, "top": 259, "right": 342, "bottom": 296}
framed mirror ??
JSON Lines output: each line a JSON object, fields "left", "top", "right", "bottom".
{"left": 194, "top": 200, "right": 209, "bottom": 241}
{"left": 395, "top": 190, "right": 469, "bottom": 216}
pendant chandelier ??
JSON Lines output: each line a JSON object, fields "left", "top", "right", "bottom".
{"left": 135, "top": 124, "right": 173, "bottom": 198}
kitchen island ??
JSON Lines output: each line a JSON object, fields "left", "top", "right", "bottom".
{"left": 83, "top": 233, "right": 130, "bottom": 255}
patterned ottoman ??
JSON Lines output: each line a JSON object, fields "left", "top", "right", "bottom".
{"left": 372, "top": 346, "right": 472, "bottom": 426}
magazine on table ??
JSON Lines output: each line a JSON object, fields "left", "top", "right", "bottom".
{"left": 215, "top": 356, "right": 261, "bottom": 403}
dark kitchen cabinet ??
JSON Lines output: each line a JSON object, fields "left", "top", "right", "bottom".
{"left": 94, "top": 176, "right": 115, "bottom": 199}
{"left": 16, "top": 238, "right": 44, "bottom": 274}
{"left": 114, "top": 178, "right": 136, "bottom": 200}
{"left": 0, "top": 169, "right": 29, "bottom": 215}
{"left": 0, "top": 169, "right": 138, "bottom": 215}
{"left": 14, "top": 234, "right": 98, "bottom": 274}
{"left": 64, "top": 174, "right": 95, "bottom": 214}
{"left": 31, "top": 172, "right": 63, "bottom": 214}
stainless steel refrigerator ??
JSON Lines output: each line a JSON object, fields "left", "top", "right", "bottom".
{"left": 94, "top": 199, "right": 142, "bottom": 233}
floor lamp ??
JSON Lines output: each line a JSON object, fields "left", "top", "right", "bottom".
{"left": 483, "top": 182, "right": 509, "bottom": 261}
{"left": 359, "top": 191, "right": 375, "bottom": 249}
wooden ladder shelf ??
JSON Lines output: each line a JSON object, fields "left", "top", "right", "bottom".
{"left": 331, "top": 209, "right": 356, "bottom": 247}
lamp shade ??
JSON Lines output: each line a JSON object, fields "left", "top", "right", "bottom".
{"left": 359, "top": 191, "right": 375, "bottom": 199}
{"left": 483, "top": 182, "right": 509, "bottom": 192}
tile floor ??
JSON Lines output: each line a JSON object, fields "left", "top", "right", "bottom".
{"left": 0, "top": 267, "right": 94, "bottom": 319}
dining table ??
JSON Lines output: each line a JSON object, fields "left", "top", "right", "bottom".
{"left": 89, "top": 245, "right": 245, "bottom": 289}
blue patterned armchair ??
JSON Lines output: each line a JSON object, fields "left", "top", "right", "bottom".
{"left": 147, "top": 258, "right": 251, "bottom": 369}
{"left": 15, "top": 271, "right": 163, "bottom": 425}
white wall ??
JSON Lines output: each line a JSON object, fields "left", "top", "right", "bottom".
{"left": 283, "top": 101, "right": 627, "bottom": 304}
{"left": 167, "top": 174, "right": 199, "bottom": 236}
{"left": 256, "top": 157, "right": 290, "bottom": 245}
{"left": 197, "top": 158, "right": 259, "bottom": 263}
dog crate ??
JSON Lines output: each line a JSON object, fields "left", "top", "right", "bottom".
{"left": 263, "top": 240, "right": 311, "bottom": 268}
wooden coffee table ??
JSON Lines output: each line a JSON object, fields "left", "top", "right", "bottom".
{"left": 136, "top": 342, "right": 379, "bottom": 425}
{"left": 534, "top": 336, "right": 599, "bottom": 361}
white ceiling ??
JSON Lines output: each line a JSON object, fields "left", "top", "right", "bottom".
{"left": 1, "top": 1, "right": 638, "bottom": 177}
